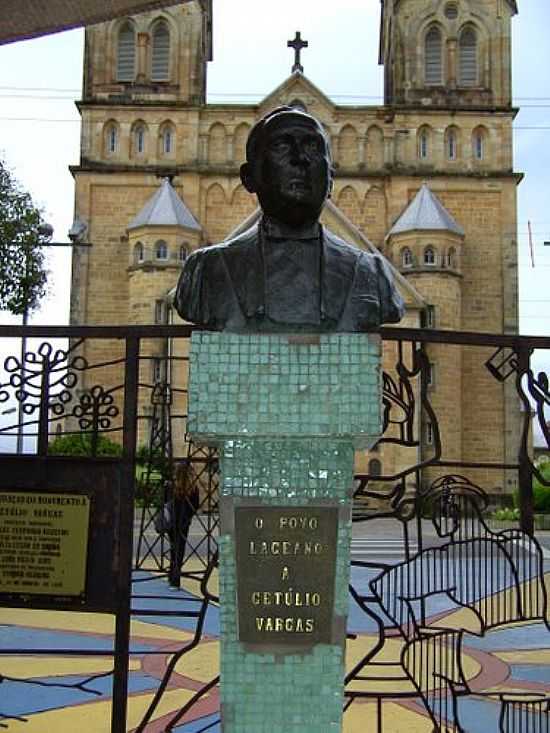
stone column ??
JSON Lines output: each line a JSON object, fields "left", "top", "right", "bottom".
{"left": 227, "top": 132, "right": 234, "bottom": 165}
{"left": 187, "top": 331, "right": 382, "bottom": 733}
{"left": 447, "top": 38, "right": 457, "bottom": 88}
{"left": 383, "top": 134, "right": 394, "bottom": 167}
{"left": 136, "top": 33, "right": 149, "bottom": 83}
{"left": 358, "top": 135, "right": 367, "bottom": 168}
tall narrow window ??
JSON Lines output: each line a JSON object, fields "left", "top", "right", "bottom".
{"left": 106, "top": 124, "right": 118, "bottom": 154}
{"left": 179, "top": 244, "right": 188, "bottom": 263}
{"left": 419, "top": 128, "right": 429, "bottom": 159}
{"left": 155, "top": 240, "right": 168, "bottom": 260}
{"left": 154, "top": 299, "right": 165, "bottom": 324}
{"left": 425, "top": 26, "right": 443, "bottom": 85}
{"left": 424, "top": 246, "right": 436, "bottom": 266}
{"left": 161, "top": 127, "right": 173, "bottom": 155}
{"left": 446, "top": 128, "right": 457, "bottom": 160}
{"left": 134, "top": 242, "right": 144, "bottom": 263}
{"left": 447, "top": 247, "right": 457, "bottom": 268}
{"left": 474, "top": 130, "right": 485, "bottom": 160}
{"left": 117, "top": 23, "right": 135, "bottom": 81}
{"left": 459, "top": 28, "right": 478, "bottom": 86}
{"left": 135, "top": 125, "right": 145, "bottom": 155}
{"left": 401, "top": 247, "right": 413, "bottom": 268}
{"left": 151, "top": 21, "right": 170, "bottom": 81}
{"left": 421, "top": 305, "right": 436, "bottom": 329}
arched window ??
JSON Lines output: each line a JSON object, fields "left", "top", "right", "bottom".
{"left": 134, "top": 124, "right": 146, "bottom": 155}
{"left": 446, "top": 128, "right": 458, "bottom": 160}
{"left": 155, "top": 240, "right": 168, "bottom": 260}
{"left": 289, "top": 98, "right": 307, "bottom": 112}
{"left": 134, "top": 242, "right": 144, "bottom": 263}
{"left": 425, "top": 26, "right": 443, "bottom": 85}
{"left": 418, "top": 127, "right": 430, "bottom": 159}
{"left": 424, "top": 246, "right": 436, "bottom": 266}
{"left": 473, "top": 129, "right": 485, "bottom": 160}
{"left": 447, "top": 247, "right": 457, "bottom": 268}
{"left": 105, "top": 123, "right": 118, "bottom": 155}
{"left": 368, "top": 459, "right": 382, "bottom": 477}
{"left": 117, "top": 22, "right": 135, "bottom": 81}
{"left": 459, "top": 27, "right": 478, "bottom": 86}
{"left": 160, "top": 124, "right": 175, "bottom": 156}
{"left": 179, "top": 244, "right": 188, "bottom": 263}
{"left": 151, "top": 20, "right": 170, "bottom": 81}
{"left": 401, "top": 247, "right": 413, "bottom": 268}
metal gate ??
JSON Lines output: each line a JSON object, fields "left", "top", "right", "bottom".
{"left": 0, "top": 323, "right": 549, "bottom": 733}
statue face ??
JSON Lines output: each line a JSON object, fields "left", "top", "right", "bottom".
{"left": 243, "top": 115, "right": 333, "bottom": 227}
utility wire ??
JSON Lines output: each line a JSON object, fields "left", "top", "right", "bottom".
{"left": 3, "top": 85, "right": 550, "bottom": 102}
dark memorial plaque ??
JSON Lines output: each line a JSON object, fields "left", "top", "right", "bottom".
{"left": 0, "top": 491, "right": 90, "bottom": 599}
{"left": 235, "top": 505, "right": 338, "bottom": 644}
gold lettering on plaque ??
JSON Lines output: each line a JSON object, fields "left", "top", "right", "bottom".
{"left": 236, "top": 506, "right": 338, "bottom": 644}
{"left": 0, "top": 491, "right": 90, "bottom": 597}
{"left": 255, "top": 617, "right": 315, "bottom": 633}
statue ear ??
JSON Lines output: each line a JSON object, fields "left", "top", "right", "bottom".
{"left": 240, "top": 163, "right": 257, "bottom": 194}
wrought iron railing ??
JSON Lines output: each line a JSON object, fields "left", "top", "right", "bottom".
{"left": 0, "top": 323, "right": 548, "bottom": 733}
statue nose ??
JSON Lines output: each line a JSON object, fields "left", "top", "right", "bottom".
{"left": 290, "top": 144, "right": 310, "bottom": 165}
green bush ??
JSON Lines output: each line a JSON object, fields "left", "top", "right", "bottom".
{"left": 48, "top": 433, "right": 122, "bottom": 457}
{"left": 492, "top": 507, "right": 520, "bottom": 522}
{"left": 511, "top": 463, "right": 550, "bottom": 514}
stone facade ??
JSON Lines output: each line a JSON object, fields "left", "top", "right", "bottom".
{"left": 70, "top": 0, "right": 521, "bottom": 495}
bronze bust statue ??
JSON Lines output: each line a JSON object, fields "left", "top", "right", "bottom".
{"left": 175, "top": 107, "right": 404, "bottom": 332}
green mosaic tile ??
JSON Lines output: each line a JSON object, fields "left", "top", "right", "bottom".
{"left": 220, "top": 438, "right": 354, "bottom": 502}
{"left": 216, "top": 438, "right": 353, "bottom": 733}
{"left": 188, "top": 332, "right": 382, "bottom": 448}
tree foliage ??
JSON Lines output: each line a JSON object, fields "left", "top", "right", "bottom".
{"left": 0, "top": 158, "right": 50, "bottom": 316}
{"left": 48, "top": 433, "right": 123, "bottom": 457}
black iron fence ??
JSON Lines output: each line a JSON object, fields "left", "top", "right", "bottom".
{"left": 0, "top": 323, "right": 548, "bottom": 733}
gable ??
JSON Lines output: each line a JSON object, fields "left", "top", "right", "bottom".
{"left": 258, "top": 73, "right": 336, "bottom": 126}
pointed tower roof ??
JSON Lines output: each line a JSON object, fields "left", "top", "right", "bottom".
{"left": 387, "top": 183, "right": 464, "bottom": 238}
{"left": 128, "top": 178, "right": 201, "bottom": 232}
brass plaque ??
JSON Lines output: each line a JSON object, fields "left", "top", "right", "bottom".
{"left": 0, "top": 491, "right": 91, "bottom": 598}
{"left": 235, "top": 505, "right": 338, "bottom": 644}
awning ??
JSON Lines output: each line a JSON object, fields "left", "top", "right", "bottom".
{"left": 0, "top": 0, "right": 194, "bottom": 45}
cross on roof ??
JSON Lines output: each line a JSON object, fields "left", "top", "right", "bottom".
{"left": 287, "top": 31, "right": 308, "bottom": 73}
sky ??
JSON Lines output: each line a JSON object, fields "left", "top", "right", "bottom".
{"left": 0, "top": 0, "right": 548, "bottom": 432}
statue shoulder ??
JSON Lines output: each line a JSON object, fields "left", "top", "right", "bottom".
{"left": 323, "top": 228, "right": 363, "bottom": 260}
{"left": 174, "top": 223, "right": 260, "bottom": 328}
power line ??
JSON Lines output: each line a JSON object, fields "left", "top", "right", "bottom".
{"left": 3, "top": 84, "right": 550, "bottom": 101}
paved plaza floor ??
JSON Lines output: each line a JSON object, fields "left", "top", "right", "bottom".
{"left": 1, "top": 528, "right": 550, "bottom": 732}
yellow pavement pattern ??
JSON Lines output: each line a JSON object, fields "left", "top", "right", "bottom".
{"left": 0, "top": 656, "right": 141, "bottom": 678}
{"left": 496, "top": 648, "right": 550, "bottom": 664}
{"left": 0, "top": 607, "right": 195, "bottom": 643}
{"left": 174, "top": 639, "right": 219, "bottom": 683}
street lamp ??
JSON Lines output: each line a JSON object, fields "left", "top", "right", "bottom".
{"left": 15, "top": 221, "right": 90, "bottom": 454}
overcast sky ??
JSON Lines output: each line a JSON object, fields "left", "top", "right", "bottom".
{"left": 0, "top": 0, "right": 548, "bottom": 342}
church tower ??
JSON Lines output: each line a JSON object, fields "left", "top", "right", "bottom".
{"left": 380, "top": 0, "right": 518, "bottom": 108}
{"left": 70, "top": 0, "right": 212, "bottom": 331}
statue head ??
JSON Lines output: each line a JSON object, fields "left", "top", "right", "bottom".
{"left": 240, "top": 106, "right": 334, "bottom": 228}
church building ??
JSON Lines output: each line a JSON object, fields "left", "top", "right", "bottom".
{"left": 69, "top": 0, "right": 521, "bottom": 495}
